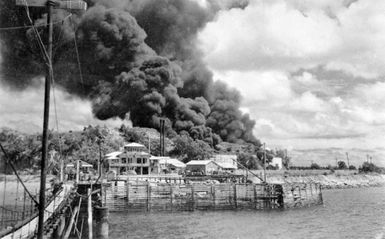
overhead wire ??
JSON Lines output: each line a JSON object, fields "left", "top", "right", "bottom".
{"left": 0, "top": 143, "right": 40, "bottom": 206}
{"left": 69, "top": 15, "right": 85, "bottom": 91}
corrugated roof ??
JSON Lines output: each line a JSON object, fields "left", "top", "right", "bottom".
{"left": 124, "top": 142, "right": 145, "bottom": 147}
{"left": 158, "top": 158, "right": 186, "bottom": 168}
{"left": 186, "top": 160, "right": 214, "bottom": 166}
{"left": 216, "top": 162, "right": 237, "bottom": 169}
{"left": 105, "top": 151, "right": 122, "bottom": 159}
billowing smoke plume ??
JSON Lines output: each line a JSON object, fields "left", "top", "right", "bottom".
{"left": 0, "top": 0, "right": 259, "bottom": 145}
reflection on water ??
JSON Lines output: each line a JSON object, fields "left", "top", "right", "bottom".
{"left": 109, "top": 187, "right": 385, "bottom": 239}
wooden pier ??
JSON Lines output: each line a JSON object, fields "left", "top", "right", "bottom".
{"left": 102, "top": 180, "right": 322, "bottom": 212}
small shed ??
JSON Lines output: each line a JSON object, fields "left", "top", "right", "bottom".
{"left": 66, "top": 160, "right": 94, "bottom": 177}
{"left": 186, "top": 160, "right": 221, "bottom": 175}
{"left": 150, "top": 156, "right": 186, "bottom": 174}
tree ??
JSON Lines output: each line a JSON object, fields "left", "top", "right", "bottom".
{"left": 337, "top": 161, "right": 347, "bottom": 170}
{"left": 0, "top": 128, "right": 41, "bottom": 172}
{"left": 310, "top": 163, "right": 321, "bottom": 169}
{"left": 348, "top": 165, "right": 356, "bottom": 170}
{"left": 359, "top": 162, "right": 383, "bottom": 173}
{"left": 237, "top": 153, "right": 260, "bottom": 169}
{"left": 170, "top": 134, "right": 213, "bottom": 162}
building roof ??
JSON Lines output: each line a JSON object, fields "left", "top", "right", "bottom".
{"left": 158, "top": 157, "right": 186, "bottom": 168}
{"left": 124, "top": 142, "right": 145, "bottom": 148}
{"left": 211, "top": 154, "right": 238, "bottom": 169}
{"left": 215, "top": 162, "right": 237, "bottom": 169}
{"left": 186, "top": 160, "right": 215, "bottom": 166}
{"left": 120, "top": 151, "right": 151, "bottom": 156}
{"left": 105, "top": 151, "right": 122, "bottom": 159}
{"left": 66, "top": 160, "right": 93, "bottom": 168}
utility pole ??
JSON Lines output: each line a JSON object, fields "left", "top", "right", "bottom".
{"left": 263, "top": 143, "right": 266, "bottom": 183}
{"left": 98, "top": 139, "right": 102, "bottom": 177}
{"left": 15, "top": 1, "right": 86, "bottom": 238}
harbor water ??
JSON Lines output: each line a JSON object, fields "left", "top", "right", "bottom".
{"left": 109, "top": 187, "right": 385, "bottom": 239}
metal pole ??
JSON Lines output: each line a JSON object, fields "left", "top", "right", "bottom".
{"left": 37, "top": 2, "right": 54, "bottom": 237}
{"left": 263, "top": 143, "right": 266, "bottom": 182}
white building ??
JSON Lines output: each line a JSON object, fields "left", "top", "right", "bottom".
{"left": 270, "top": 157, "right": 283, "bottom": 170}
{"left": 107, "top": 143, "right": 151, "bottom": 175}
{"left": 150, "top": 156, "right": 186, "bottom": 174}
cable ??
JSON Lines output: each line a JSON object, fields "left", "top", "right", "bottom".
{"left": 21, "top": 0, "right": 50, "bottom": 66}
{"left": 69, "top": 15, "right": 85, "bottom": 91}
{"left": 0, "top": 143, "right": 40, "bottom": 206}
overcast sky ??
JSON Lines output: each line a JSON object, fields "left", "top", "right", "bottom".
{"left": 1, "top": 0, "right": 385, "bottom": 165}
{"left": 198, "top": 0, "right": 385, "bottom": 153}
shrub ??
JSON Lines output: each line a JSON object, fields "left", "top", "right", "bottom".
{"left": 348, "top": 165, "right": 356, "bottom": 170}
{"left": 359, "top": 162, "right": 383, "bottom": 173}
{"left": 310, "top": 163, "right": 321, "bottom": 169}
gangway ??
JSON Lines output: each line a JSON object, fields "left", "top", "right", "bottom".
{"left": 0, "top": 184, "right": 73, "bottom": 239}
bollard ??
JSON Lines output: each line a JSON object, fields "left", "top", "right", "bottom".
{"left": 94, "top": 206, "right": 109, "bottom": 239}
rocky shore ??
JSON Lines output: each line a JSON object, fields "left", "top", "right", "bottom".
{"left": 266, "top": 173, "right": 385, "bottom": 189}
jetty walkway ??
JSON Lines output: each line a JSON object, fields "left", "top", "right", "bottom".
{"left": 0, "top": 183, "right": 73, "bottom": 239}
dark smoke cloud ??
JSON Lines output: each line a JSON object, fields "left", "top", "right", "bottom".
{"left": 0, "top": 0, "right": 259, "bottom": 145}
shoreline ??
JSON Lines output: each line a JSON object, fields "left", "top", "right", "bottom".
{"left": 2, "top": 172, "right": 385, "bottom": 190}
{"left": 264, "top": 173, "right": 385, "bottom": 190}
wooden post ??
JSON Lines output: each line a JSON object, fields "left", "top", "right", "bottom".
{"left": 76, "top": 159, "right": 80, "bottom": 184}
{"left": 22, "top": 189, "right": 27, "bottom": 219}
{"left": 147, "top": 181, "right": 151, "bottom": 212}
{"left": 254, "top": 184, "right": 257, "bottom": 209}
{"left": 94, "top": 207, "right": 109, "bottom": 239}
{"left": 211, "top": 185, "right": 216, "bottom": 210}
{"left": 127, "top": 180, "right": 130, "bottom": 206}
{"left": 170, "top": 184, "right": 173, "bottom": 211}
{"left": 191, "top": 184, "right": 195, "bottom": 211}
{"left": 60, "top": 156, "right": 64, "bottom": 182}
{"left": 54, "top": 215, "right": 66, "bottom": 239}
{"left": 36, "top": 2, "right": 54, "bottom": 237}
{"left": 63, "top": 206, "right": 79, "bottom": 239}
{"left": 88, "top": 188, "right": 93, "bottom": 239}
{"left": 234, "top": 184, "right": 237, "bottom": 209}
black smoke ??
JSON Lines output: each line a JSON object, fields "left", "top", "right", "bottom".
{"left": 0, "top": 0, "right": 259, "bottom": 145}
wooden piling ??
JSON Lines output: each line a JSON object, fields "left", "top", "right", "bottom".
{"left": 94, "top": 206, "right": 109, "bottom": 239}
{"left": 63, "top": 206, "right": 79, "bottom": 239}
{"left": 147, "top": 181, "right": 151, "bottom": 212}
{"left": 88, "top": 188, "right": 93, "bottom": 239}
{"left": 54, "top": 215, "right": 66, "bottom": 239}
{"left": 233, "top": 184, "right": 237, "bottom": 209}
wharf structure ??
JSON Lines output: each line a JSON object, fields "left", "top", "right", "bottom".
{"left": 103, "top": 179, "right": 323, "bottom": 212}
{"left": 100, "top": 142, "right": 323, "bottom": 212}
